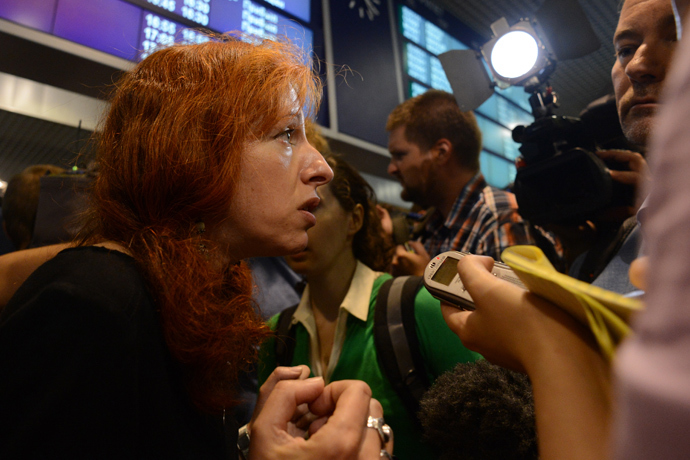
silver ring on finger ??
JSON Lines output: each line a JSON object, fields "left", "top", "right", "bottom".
{"left": 366, "top": 416, "right": 392, "bottom": 445}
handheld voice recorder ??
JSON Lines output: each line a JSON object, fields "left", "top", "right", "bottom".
{"left": 423, "top": 251, "right": 527, "bottom": 310}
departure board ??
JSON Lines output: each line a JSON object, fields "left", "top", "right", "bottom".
{"left": 140, "top": 0, "right": 310, "bottom": 26}
{"left": 395, "top": 2, "right": 533, "bottom": 188}
{"left": 0, "top": 0, "right": 314, "bottom": 62}
{"left": 138, "top": 11, "right": 209, "bottom": 60}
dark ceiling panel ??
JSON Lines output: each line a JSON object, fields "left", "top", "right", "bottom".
{"left": 0, "top": 31, "right": 125, "bottom": 100}
{"left": 0, "top": 109, "right": 93, "bottom": 183}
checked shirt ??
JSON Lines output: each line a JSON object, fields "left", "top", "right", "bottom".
{"left": 421, "top": 173, "right": 534, "bottom": 261}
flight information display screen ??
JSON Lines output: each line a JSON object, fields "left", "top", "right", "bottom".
{"left": 0, "top": 0, "right": 313, "bottom": 62}
{"left": 143, "top": 0, "right": 310, "bottom": 26}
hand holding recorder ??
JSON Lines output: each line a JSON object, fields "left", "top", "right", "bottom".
{"left": 424, "top": 251, "right": 526, "bottom": 310}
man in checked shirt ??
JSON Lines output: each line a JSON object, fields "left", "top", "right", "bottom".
{"left": 385, "top": 89, "right": 537, "bottom": 276}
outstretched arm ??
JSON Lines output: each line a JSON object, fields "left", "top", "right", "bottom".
{"left": 442, "top": 255, "right": 612, "bottom": 460}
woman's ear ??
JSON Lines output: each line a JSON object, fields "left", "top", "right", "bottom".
{"left": 348, "top": 203, "right": 365, "bottom": 236}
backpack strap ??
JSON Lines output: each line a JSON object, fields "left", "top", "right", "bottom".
{"left": 374, "top": 275, "right": 429, "bottom": 421}
{"left": 274, "top": 304, "right": 299, "bottom": 367}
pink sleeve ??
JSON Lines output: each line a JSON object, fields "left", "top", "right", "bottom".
{"left": 612, "top": 25, "right": 690, "bottom": 460}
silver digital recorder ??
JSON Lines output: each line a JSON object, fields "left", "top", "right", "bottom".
{"left": 423, "top": 251, "right": 527, "bottom": 310}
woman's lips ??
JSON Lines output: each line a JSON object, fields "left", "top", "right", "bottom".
{"left": 286, "top": 250, "right": 308, "bottom": 262}
{"left": 299, "top": 197, "right": 320, "bottom": 226}
{"left": 300, "top": 209, "right": 317, "bottom": 227}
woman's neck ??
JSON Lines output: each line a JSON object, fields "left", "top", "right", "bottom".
{"left": 307, "top": 253, "right": 358, "bottom": 321}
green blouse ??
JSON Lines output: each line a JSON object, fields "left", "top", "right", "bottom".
{"left": 258, "top": 269, "right": 482, "bottom": 460}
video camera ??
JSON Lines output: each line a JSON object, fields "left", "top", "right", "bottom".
{"left": 437, "top": 0, "right": 615, "bottom": 226}
{"left": 512, "top": 93, "right": 636, "bottom": 226}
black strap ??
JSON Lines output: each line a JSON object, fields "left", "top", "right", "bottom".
{"left": 373, "top": 276, "right": 429, "bottom": 422}
{"left": 274, "top": 304, "right": 299, "bottom": 367}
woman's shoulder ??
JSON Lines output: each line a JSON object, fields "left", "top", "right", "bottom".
{"left": 3, "top": 246, "right": 151, "bottom": 322}
{"left": 56, "top": 244, "right": 136, "bottom": 267}
{"left": 49, "top": 246, "right": 144, "bottom": 294}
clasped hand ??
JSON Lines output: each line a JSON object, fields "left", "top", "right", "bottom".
{"left": 248, "top": 365, "right": 391, "bottom": 460}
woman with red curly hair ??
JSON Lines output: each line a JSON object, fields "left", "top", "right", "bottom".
{"left": 0, "top": 37, "right": 388, "bottom": 460}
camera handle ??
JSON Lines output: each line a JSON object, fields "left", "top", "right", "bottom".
{"left": 523, "top": 60, "right": 559, "bottom": 120}
{"left": 529, "top": 88, "right": 558, "bottom": 119}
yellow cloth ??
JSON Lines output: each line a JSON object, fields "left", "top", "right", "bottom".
{"left": 501, "top": 245, "right": 644, "bottom": 361}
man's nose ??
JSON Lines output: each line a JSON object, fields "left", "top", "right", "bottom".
{"left": 625, "top": 42, "right": 668, "bottom": 84}
{"left": 387, "top": 160, "right": 398, "bottom": 176}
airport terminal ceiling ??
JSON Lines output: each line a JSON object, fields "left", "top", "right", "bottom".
{"left": 0, "top": 0, "right": 622, "bottom": 203}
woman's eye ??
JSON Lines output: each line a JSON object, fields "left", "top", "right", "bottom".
{"left": 275, "top": 128, "right": 296, "bottom": 145}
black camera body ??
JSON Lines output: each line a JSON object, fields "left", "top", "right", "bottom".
{"left": 512, "top": 115, "right": 635, "bottom": 226}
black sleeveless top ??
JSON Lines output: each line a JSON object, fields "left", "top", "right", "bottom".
{"left": 0, "top": 246, "right": 238, "bottom": 459}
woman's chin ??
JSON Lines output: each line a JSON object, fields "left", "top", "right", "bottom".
{"left": 272, "top": 236, "right": 308, "bottom": 258}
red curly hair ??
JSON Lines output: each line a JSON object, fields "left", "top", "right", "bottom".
{"left": 79, "top": 35, "right": 322, "bottom": 413}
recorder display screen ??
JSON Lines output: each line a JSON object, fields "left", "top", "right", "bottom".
{"left": 431, "top": 256, "right": 460, "bottom": 286}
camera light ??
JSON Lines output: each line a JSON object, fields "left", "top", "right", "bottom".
{"left": 490, "top": 30, "right": 540, "bottom": 79}
{"left": 439, "top": 17, "right": 560, "bottom": 111}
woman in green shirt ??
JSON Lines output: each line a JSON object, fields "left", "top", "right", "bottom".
{"left": 258, "top": 153, "right": 482, "bottom": 460}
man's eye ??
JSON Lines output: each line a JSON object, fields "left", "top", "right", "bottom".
{"left": 615, "top": 46, "right": 635, "bottom": 61}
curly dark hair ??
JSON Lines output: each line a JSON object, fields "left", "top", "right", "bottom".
{"left": 419, "top": 360, "right": 538, "bottom": 460}
{"left": 324, "top": 154, "right": 394, "bottom": 271}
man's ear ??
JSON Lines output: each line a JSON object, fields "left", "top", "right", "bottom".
{"left": 348, "top": 203, "right": 365, "bottom": 237}
{"left": 431, "top": 139, "right": 453, "bottom": 165}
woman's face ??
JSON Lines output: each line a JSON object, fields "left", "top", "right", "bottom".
{"left": 211, "top": 110, "right": 333, "bottom": 262}
{"left": 285, "top": 183, "right": 361, "bottom": 276}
